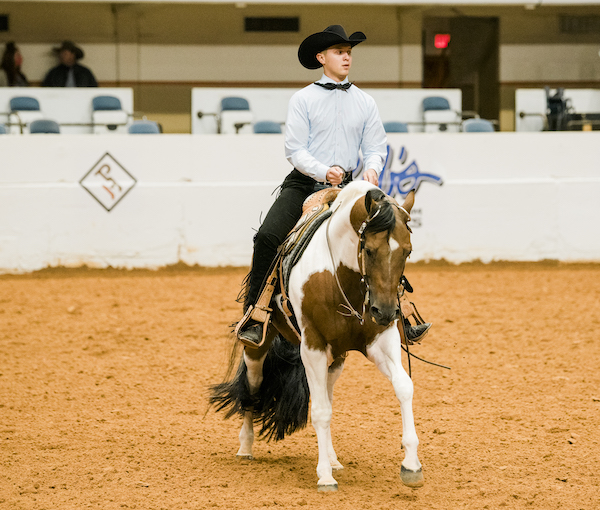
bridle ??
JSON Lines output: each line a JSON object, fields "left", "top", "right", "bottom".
{"left": 325, "top": 200, "right": 411, "bottom": 325}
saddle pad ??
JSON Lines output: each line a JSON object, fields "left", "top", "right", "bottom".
{"left": 281, "top": 205, "right": 333, "bottom": 295}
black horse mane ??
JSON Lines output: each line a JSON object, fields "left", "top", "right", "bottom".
{"left": 364, "top": 189, "right": 396, "bottom": 235}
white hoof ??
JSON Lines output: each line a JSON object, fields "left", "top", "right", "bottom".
{"left": 317, "top": 482, "right": 338, "bottom": 492}
{"left": 400, "top": 465, "right": 424, "bottom": 488}
{"left": 317, "top": 472, "right": 338, "bottom": 491}
{"left": 236, "top": 453, "right": 254, "bottom": 461}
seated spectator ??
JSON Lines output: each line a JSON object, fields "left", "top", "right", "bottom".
{"left": 42, "top": 41, "right": 97, "bottom": 87}
{"left": 0, "top": 42, "right": 29, "bottom": 87}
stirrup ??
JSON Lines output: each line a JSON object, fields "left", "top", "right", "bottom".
{"left": 235, "top": 306, "right": 270, "bottom": 349}
{"left": 235, "top": 269, "right": 278, "bottom": 349}
{"left": 399, "top": 294, "right": 430, "bottom": 346}
{"left": 400, "top": 295, "right": 427, "bottom": 327}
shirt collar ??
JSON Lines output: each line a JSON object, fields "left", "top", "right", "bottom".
{"left": 316, "top": 73, "right": 350, "bottom": 86}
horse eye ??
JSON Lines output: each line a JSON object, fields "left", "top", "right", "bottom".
{"left": 365, "top": 248, "right": 373, "bottom": 257}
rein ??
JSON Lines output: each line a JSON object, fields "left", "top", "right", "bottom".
{"left": 325, "top": 205, "right": 367, "bottom": 324}
{"left": 325, "top": 199, "right": 397, "bottom": 324}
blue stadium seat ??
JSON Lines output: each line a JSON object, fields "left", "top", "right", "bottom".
{"left": 422, "top": 96, "right": 451, "bottom": 112}
{"left": 422, "top": 96, "right": 460, "bottom": 133}
{"left": 29, "top": 119, "right": 60, "bottom": 134}
{"left": 10, "top": 96, "right": 41, "bottom": 112}
{"left": 92, "top": 95, "right": 122, "bottom": 111}
{"left": 128, "top": 120, "right": 160, "bottom": 134}
{"left": 462, "top": 118, "right": 495, "bottom": 132}
{"left": 253, "top": 121, "right": 282, "bottom": 134}
{"left": 8, "top": 96, "right": 44, "bottom": 133}
{"left": 92, "top": 95, "right": 129, "bottom": 134}
{"left": 220, "top": 97, "right": 250, "bottom": 111}
{"left": 383, "top": 121, "right": 409, "bottom": 133}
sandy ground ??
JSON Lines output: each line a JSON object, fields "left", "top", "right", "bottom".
{"left": 1, "top": 263, "right": 599, "bottom": 509}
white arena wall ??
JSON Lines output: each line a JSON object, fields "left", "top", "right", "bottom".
{"left": 1, "top": 132, "right": 599, "bottom": 274}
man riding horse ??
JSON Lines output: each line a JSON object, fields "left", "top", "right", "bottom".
{"left": 238, "top": 24, "right": 431, "bottom": 346}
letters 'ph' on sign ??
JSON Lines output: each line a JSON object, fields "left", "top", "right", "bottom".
{"left": 80, "top": 153, "right": 137, "bottom": 212}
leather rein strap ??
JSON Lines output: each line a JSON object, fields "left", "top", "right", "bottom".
{"left": 325, "top": 203, "right": 383, "bottom": 324}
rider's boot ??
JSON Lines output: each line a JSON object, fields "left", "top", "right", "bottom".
{"left": 399, "top": 275, "right": 431, "bottom": 344}
{"left": 238, "top": 319, "right": 264, "bottom": 346}
{"left": 403, "top": 319, "right": 431, "bottom": 344}
{"left": 236, "top": 268, "right": 278, "bottom": 349}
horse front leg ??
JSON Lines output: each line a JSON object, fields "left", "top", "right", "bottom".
{"left": 301, "top": 341, "right": 338, "bottom": 491}
{"left": 366, "top": 327, "right": 424, "bottom": 488}
{"left": 326, "top": 358, "right": 345, "bottom": 471}
{"left": 237, "top": 349, "right": 267, "bottom": 460}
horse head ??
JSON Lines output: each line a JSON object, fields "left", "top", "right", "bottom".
{"left": 350, "top": 188, "right": 415, "bottom": 326}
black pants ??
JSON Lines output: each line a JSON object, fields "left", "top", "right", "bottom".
{"left": 245, "top": 169, "right": 318, "bottom": 308}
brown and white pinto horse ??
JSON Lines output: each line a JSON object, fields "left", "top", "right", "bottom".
{"left": 210, "top": 181, "right": 423, "bottom": 492}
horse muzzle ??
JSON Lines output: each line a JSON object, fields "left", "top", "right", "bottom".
{"left": 369, "top": 304, "right": 400, "bottom": 326}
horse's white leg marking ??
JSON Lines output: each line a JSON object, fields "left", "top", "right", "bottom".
{"left": 326, "top": 362, "right": 344, "bottom": 470}
{"left": 301, "top": 342, "right": 338, "bottom": 490}
{"left": 366, "top": 326, "right": 423, "bottom": 486}
{"left": 237, "top": 410, "right": 254, "bottom": 459}
{"left": 236, "top": 351, "right": 267, "bottom": 460}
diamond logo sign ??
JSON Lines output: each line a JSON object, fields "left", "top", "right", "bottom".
{"left": 80, "top": 152, "right": 137, "bottom": 212}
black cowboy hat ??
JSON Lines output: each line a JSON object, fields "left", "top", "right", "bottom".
{"left": 53, "top": 40, "right": 84, "bottom": 60}
{"left": 298, "top": 25, "right": 366, "bottom": 70}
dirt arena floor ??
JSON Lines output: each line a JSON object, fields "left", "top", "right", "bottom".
{"left": 1, "top": 263, "right": 599, "bottom": 509}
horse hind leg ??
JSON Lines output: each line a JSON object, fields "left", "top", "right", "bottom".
{"left": 326, "top": 358, "right": 345, "bottom": 471}
{"left": 367, "top": 328, "right": 424, "bottom": 489}
{"left": 301, "top": 341, "right": 338, "bottom": 491}
{"left": 236, "top": 347, "right": 268, "bottom": 460}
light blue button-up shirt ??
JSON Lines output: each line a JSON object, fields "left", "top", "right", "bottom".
{"left": 285, "top": 73, "right": 387, "bottom": 183}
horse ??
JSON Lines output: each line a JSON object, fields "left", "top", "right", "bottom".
{"left": 210, "top": 180, "right": 423, "bottom": 492}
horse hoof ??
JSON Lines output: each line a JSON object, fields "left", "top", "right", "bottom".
{"left": 317, "top": 483, "right": 338, "bottom": 492}
{"left": 236, "top": 454, "right": 254, "bottom": 461}
{"left": 400, "top": 465, "right": 424, "bottom": 488}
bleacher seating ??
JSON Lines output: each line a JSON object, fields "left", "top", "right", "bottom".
{"left": 383, "top": 121, "right": 409, "bottom": 133}
{"left": 422, "top": 96, "right": 461, "bottom": 133}
{"left": 462, "top": 118, "right": 495, "bottom": 132}
{"left": 220, "top": 96, "right": 253, "bottom": 134}
{"left": 253, "top": 120, "right": 282, "bottom": 134}
{"left": 9, "top": 96, "right": 44, "bottom": 134}
{"left": 92, "top": 95, "right": 130, "bottom": 134}
{"left": 29, "top": 119, "right": 60, "bottom": 134}
{"left": 128, "top": 120, "right": 160, "bottom": 134}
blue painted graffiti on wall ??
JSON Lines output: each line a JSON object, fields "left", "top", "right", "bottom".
{"left": 379, "top": 145, "right": 443, "bottom": 198}
{"left": 352, "top": 143, "right": 444, "bottom": 228}
{"left": 353, "top": 144, "right": 443, "bottom": 198}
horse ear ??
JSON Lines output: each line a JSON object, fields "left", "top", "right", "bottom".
{"left": 401, "top": 190, "right": 415, "bottom": 214}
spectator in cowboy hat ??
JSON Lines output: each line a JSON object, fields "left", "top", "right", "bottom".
{"left": 42, "top": 40, "right": 98, "bottom": 87}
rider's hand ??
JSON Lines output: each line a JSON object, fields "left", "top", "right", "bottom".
{"left": 363, "top": 168, "right": 379, "bottom": 186}
{"left": 326, "top": 166, "right": 344, "bottom": 186}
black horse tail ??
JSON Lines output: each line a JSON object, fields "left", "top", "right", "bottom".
{"left": 209, "top": 335, "right": 310, "bottom": 442}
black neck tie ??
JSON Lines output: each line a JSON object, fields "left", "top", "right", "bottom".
{"left": 314, "top": 82, "right": 352, "bottom": 91}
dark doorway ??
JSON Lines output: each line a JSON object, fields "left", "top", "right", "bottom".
{"left": 423, "top": 16, "right": 499, "bottom": 122}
